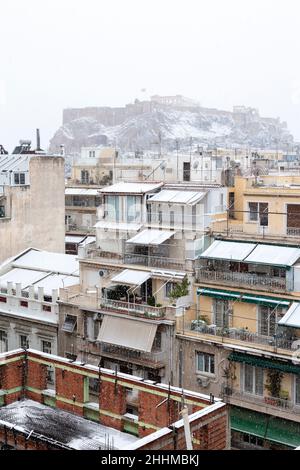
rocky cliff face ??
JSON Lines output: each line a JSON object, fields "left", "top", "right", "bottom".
{"left": 49, "top": 100, "right": 293, "bottom": 155}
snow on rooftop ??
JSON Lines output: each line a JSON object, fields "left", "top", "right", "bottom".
{"left": 0, "top": 400, "right": 138, "bottom": 450}
{"left": 99, "top": 181, "right": 163, "bottom": 194}
{"left": 12, "top": 249, "right": 79, "bottom": 276}
{"left": 148, "top": 189, "right": 206, "bottom": 205}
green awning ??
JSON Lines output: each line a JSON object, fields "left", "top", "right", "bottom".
{"left": 231, "top": 406, "right": 300, "bottom": 448}
{"left": 197, "top": 288, "right": 291, "bottom": 308}
{"left": 229, "top": 351, "right": 300, "bottom": 375}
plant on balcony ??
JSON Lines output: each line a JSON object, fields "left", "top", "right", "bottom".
{"left": 168, "top": 276, "right": 190, "bottom": 303}
{"left": 265, "top": 369, "right": 283, "bottom": 399}
{"left": 147, "top": 296, "right": 156, "bottom": 307}
{"left": 107, "top": 285, "right": 128, "bottom": 301}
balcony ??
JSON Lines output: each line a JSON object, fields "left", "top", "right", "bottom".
{"left": 59, "top": 289, "right": 167, "bottom": 320}
{"left": 124, "top": 253, "right": 186, "bottom": 271}
{"left": 287, "top": 227, "right": 300, "bottom": 237}
{"left": 196, "top": 268, "right": 287, "bottom": 292}
{"left": 99, "top": 343, "right": 166, "bottom": 369}
{"left": 181, "top": 320, "right": 296, "bottom": 354}
{"left": 224, "top": 388, "right": 300, "bottom": 421}
{"left": 100, "top": 298, "right": 166, "bottom": 319}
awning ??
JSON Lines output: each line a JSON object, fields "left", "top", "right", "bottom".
{"left": 111, "top": 269, "right": 151, "bottom": 286}
{"left": 196, "top": 288, "right": 290, "bottom": 308}
{"left": 231, "top": 406, "right": 300, "bottom": 448}
{"left": 65, "top": 188, "right": 100, "bottom": 196}
{"left": 97, "top": 316, "right": 157, "bottom": 352}
{"left": 199, "top": 240, "right": 256, "bottom": 262}
{"left": 245, "top": 244, "right": 300, "bottom": 267}
{"left": 228, "top": 351, "right": 300, "bottom": 375}
{"left": 65, "top": 235, "right": 86, "bottom": 244}
{"left": 94, "top": 221, "right": 142, "bottom": 231}
{"left": 126, "top": 229, "right": 175, "bottom": 246}
{"left": 279, "top": 302, "right": 300, "bottom": 328}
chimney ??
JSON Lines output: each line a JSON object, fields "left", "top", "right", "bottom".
{"left": 36, "top": 128, "right": 42, "bottom": 151}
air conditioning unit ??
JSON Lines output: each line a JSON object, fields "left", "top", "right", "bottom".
{"left": 196, "top": 375, "right": 210, "bottom": 387}
{"left": 99, "top": 269, "right": 108, "bottom": 277}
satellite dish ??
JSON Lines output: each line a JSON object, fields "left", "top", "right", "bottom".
{"left": 99, "top": 269, "right": 107, "bottom": 277}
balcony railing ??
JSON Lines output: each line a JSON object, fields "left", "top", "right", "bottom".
{"left": 124, "top": 253, "right": 185, "bottom": 271}
{"left": 99, "top": 343, "right": 166, "bottom": 366}
{"left": 196, "top": 268, "right": 287, "bottom": 292}
{"left": 287, "top": 227, "right": 300, "bottom": 237}
{"left": 60, "top": 291, "right": 166, "bottom": 319}
{"left": 224, "top": 388, "right": 300, "bottom": 415}
{"left": 101, "top": 298, "right": 166, "bottom": 319}
{"left": 188, "top": 320, "right": 295, "bottom": 351}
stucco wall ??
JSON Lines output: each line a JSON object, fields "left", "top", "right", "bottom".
{"left": 0, "top": 156, "right": 65, "bottom": 262}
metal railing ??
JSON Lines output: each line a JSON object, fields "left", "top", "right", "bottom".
{"left": 99, "top": 343, "right": 166, "bottom": 365}
{"left": 225, "top": 388, "right": 300, "bottom": 415}
{"left": 189, "top": 321, "right": 294, "bottom": 351}
{"left": 101, "top": 298, "right": 166, "bottom": 318}
{"left": 196, "top": 268, "right": 287, "bottom": 291}
{"left": 287, "top": 227, "right": 300, "bottom": 237}
{"left": 124, "top": 253, "right": 185, "bottom": 270}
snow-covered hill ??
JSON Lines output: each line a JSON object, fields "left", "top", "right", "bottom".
{"left": 49, "top": 101, "right": 293, "bottom": 155}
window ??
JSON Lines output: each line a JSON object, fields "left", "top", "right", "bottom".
{"left": 61, "top": 315, "right": 77, "bottom": 333}
{"left": 42, "top": 305, "right": 51, "bottom": 312}
{"left": 0, "top": 296, "right": 7, "bottom": 303}
{"left": 46, "top": 365, "right": 55, "bottom": 387}
{"left": 0, "top": 330, "right": 8, "bottom": 353}
{"left": 89, "top": 378, "right": 100, "bottom": 403}
{"left": 244, "top": 364, "right": 263, "bottom": 395}
{"left": 0, "top": 206, "right": 5, "bottom": 218}
{"left": 258, "top": 306, "right": 285, "bottom": 337}
{"left": 127, "top": 196, "right": 139, "bottom": 222}
{"left": 213, "top": 299, "right": 229, "bottom": 328}
{"left": 295, "top": 376, "right": 300, "bottom": 405}
{"left": 196, "top": 352, "right": 215, "bottom": 374}
{"left": 106, "top": 195, "right": 119, "bottom": 222}
{"left": 42, "top": 340, "right": 52, "bottom": 355}
{"left": 89, "top": 150, "right": 95, "bottom": 158}
{"left": 153, "top": 331, "right": 162, "bottom": 350}
{"left": 81, "top": 170, "right": 89, "bottom": 184}
{"left": 248, "top": 202, "right": 268, "bottom": 226}
{"left": 20, "top": 335, "right": 29, "bottom": 349}
{"left": 14, "top": 172, "right": 26, "bottom": 185}
{"left": 165, "top": 282, "right": 177, "bottom": 298}
{"left": 65, "top": 352, "right": 77, "bottom": 361}
{"left": 20, "top": 300, "right": 28, "bottom": 308}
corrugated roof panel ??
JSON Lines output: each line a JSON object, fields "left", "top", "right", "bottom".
{"left": 13, "top": 249, "right": 79, "bottom": 275}
{"left": 0, "top": 268, "right": 48, "bottom": 289}
{"left": 148, "top": 190, "right": 206, "bottom": 205}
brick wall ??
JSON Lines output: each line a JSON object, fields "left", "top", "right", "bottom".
{"left": 0, "top": 350, "right": 228, "bottom": 450}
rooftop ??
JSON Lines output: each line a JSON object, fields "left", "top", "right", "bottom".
{"left": 98, "top": 181, "right": 163, "bottom": 194}
{"left": 0, "top": 399, "right": 138, "bottom": 450}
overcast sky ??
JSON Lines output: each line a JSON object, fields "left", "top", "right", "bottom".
{"left": 1, "top": 0, "right": 300, "bottom": 151}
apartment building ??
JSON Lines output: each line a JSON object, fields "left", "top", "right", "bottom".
{"left": 213, "top": 174, "right": 300, "bottom": 244}
{"left": 0, "top": 140, "right": 65, "bottom": 262}
{"left": 0, "top": 248, "right": 79, "bottom": 357}
{"left": 58, "top": 181, "right": 226, "bottom": 384}
{"left": 177, "top": 238, "right": 300, "bottom": 449}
